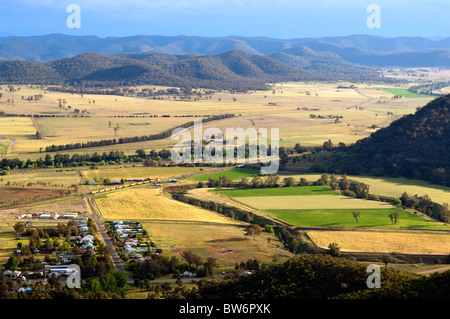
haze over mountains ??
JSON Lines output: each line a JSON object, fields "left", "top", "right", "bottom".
{"left": 0, "top": 34, "right": 449, "bottom": 90}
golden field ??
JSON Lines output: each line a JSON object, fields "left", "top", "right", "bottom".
{"left": 142, "top": 220, "right": 293, "bottom": 266}
{"left": 95, "top": 187, "right": 238, "bottom": 224}
{"left": 307, "top": 230, "right": 450, "bottom": 255}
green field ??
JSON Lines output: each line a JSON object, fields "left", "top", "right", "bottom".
{"left": 214, "top": 186, "right": 338, "bottom": 197}
{"left": 265, "top": 209, "right": 449, "bottom": 229}
{"left": 189, "top": 168, "right": 260, "bottom": 181}
{"left": 369, "top": 88, "right": 437, "bottom": 99}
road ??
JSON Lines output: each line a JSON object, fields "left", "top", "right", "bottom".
{"left": 83, "top": 195, "right": 126, "bottom": 274}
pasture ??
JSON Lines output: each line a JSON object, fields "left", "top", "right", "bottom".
{"left": 0, "top": 222, "right": 18, "bottom": 265}
{"left": 83, "top": 165, "right": 208, "bottom": 181}
{"left": 233, "top": 194, "right": 395, "bottom": 210}
{"left": 1, "top": 81, "right": 428, "bottom": 158}
{"left": 142, "top": 220, "right": 292, "bottom": 267}
{"left": 214, "top": 186, "right": 338, "bottom": 197}
{"left": 307, "top": 230, "right": 450, "bottom": 255}
{"left": 94, "top": 187, "right": 238, "bottom": 224}
{"left": 265, "top": 209, "right": 449, "bottom": 230}
{"left": 189, "top": 168, "right": 260, "bottom": 181}
{"left": 275, "top": 173, "right": 450, "bottom": 206}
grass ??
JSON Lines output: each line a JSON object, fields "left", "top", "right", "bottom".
{"left": 82, "top": 166, "right": 208, "bottom": 181}
{"left": 141, "top": 220, "right": 293, "bottom": 267}
{"left": 214, "top": 186, "right": 338, "bottom": 197}
{"left": 368, "top": 87, "right": 437, "bottom": 99}
{"left": 0, "top": 223, "right": 18, "bottom": 265}
{"left": 277, "top": 173, "right": 450, "bottom": 206}
{"left": 189, "top": 168, "right": 260, "bottom": 181}
{"left": 307, "top": 230, "right": 450, "bottom": 255}
{"left": 94, "top": 187, "right": 238, "bottom": 224}
{"left": 234, "top": 194, "right": 396, "bottom": 210}
{"left": 264, "top": 209, "right": 449, "bottom": 229}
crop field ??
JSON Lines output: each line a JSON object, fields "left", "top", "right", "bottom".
{"left": 234, "top": 194, "right": 395, "bottom": 210}
{"left": 83, "top": 165, "right": 208, "bottom": 181}
{"left": 368, "top": 87, "right": 437, "bottom": 99}
{"left": 0, "top": 222, "right": 18, "bottom": 264}
{"left": 0, "top": 168, "right": 82, "bottom": 188}
{"left": 276, "top": 173, "right": 450, "bottom": 206}
{"left": 142, "top": 221, "right": 293, "bottom": 266}
{"left": 214, "top": 186, "right": 338, "bottom": 197}
{"left": 95, "top": 187, "right": 238, "bottom": 223}
{"left": 1, "top": 81, "right": 432, "bottom": 159}
{"left": 265, "top": 209, "right": 449, "bottom": 229}
{"left": 307, "top": 230, "right": 450, "bottom": 255}
{"left": 189, "top": 168, "right": 260, "bottom": 181}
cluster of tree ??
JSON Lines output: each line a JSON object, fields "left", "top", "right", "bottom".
{"left": 184, "top": 253, "right": 450, "bottom": 299}
{"left": 408, "top": 81, "right": 449, "bottom": 96}
{"left": 173, "top": 193, "right": 270, "bottom": 225}
{"left": 399, "top": 192, "right": 450, "bottom": 223}
{"left": 44, "top": 113, "right": 235, "bottom": 152}
{"left": 126, "top": 250, "right": 218, "bottom": 282}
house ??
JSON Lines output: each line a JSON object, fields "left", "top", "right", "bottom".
{"left": 50, "top": 213, "right": 60, "bottom": 219}
{"left": 39, "top": 214, "right": 51, "bottom": 219}
{"left": 88, "top": 180, "right": 95, "bottom": 185}
{"left": 181, "top": 271, "right": 192, "bottom": 277}
{"left": 112, "top": 180, "right": 122, "bottom": 184}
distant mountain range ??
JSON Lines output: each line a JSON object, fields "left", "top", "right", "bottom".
{"left": 0, "top": 34, "right": 449, "bottom": 67}
{"left": 0, "top": 34, "right": 449, "bottom": 90}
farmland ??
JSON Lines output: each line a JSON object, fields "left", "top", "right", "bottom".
{"left": 214, "top": 186, "right": 338, "bottom": 197}
{"left": 83, "top": 165, "right": 209, "bottom": 181}
{"left": 265, "top": 209, "right": 448, "bottom": 229}
{"left": 94, "top": 187, "right": 238, "bottom": 223}
{"left": 0, "top": 81, "right": 435, "bottom": 158}
{"left": 307, "top": 230, "right": 450, "bottom": 255}
{"left": 234, "top": 194, "right": 395, "bottom": 210}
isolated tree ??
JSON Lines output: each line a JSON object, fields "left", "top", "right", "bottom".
{"left": 108, "top": 121, "right": 112, "bottom": 128}
{"left": 114, "top": 124, "right": 120, "bottom": 136}
{"left": 5, "top": 256, "right": 19, "bottom": 271}
{"left": 244, "top": 224, "right": 262, "bottom": 241}
{"left": 352, "top": 211, "right": 361, "bottom": 223}
{"left": 13, "top": 222, "right": 26, "bottom": 236}
{"left": 327, "top": 242, "right": 341, "bottom": 257}
{"left": 381, "top": 254, "right": 393, "bottom": 268}
{"left": 389, "top": 211, "right": 399, "bottom": 225}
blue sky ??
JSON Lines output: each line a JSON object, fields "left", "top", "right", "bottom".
{"left": 0, "top": 0, "right": 448, "bottom": 39}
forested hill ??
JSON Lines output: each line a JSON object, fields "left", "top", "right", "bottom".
{"left": 0, "top": 50, "right": 323, "bottom": 91}
{"left": 325, "top": 95, "right": 450, "bottom": 187}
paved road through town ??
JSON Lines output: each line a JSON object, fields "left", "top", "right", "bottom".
{"left": 83, "top": 195, "right": 126, "bottom": 274}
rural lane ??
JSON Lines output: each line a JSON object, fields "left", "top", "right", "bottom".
{"left": 82, "top": 195, "right": 126, "bottom": 274}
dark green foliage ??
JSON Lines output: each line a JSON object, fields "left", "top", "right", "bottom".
{"left": 322, "top": 95, "right": 450, "bottom": 188}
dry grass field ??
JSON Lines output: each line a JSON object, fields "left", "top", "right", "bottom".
{"left": 234, "top": 194, "right": 395, "bottom": 210}
{"left": 1, "top": 81, "right": 435, "bottom": 157}
{"left": 307, "top": 230, "right": 450, "bottom": 255}
{"left": 277, "top": 173, "right": 450, "bottom": 206}
{"left": 82, "top": 165, "right": 208, "bottom": 181}
{"left": 0, "top": 222, "right": 19, "bottom": 264}
{"left": 95, "top": 187, "right": 238, "bottom": 223}
{"left": 142, "top": 220, "right": 292, "bottom": 266}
